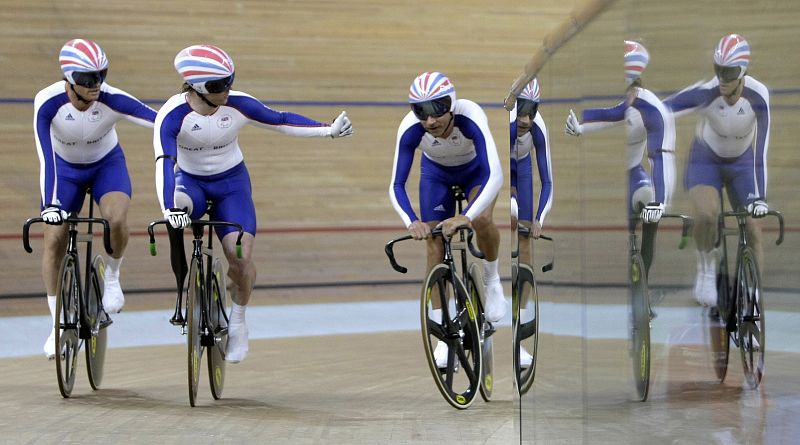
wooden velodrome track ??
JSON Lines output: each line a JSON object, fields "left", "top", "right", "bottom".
{"left": 1, "top": 0, "right": 799, "bottom": 443}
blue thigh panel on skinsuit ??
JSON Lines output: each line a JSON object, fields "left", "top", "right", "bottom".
{"left": 515, "top": 154, "right": 534, "bottom": 223}
{"left": 419, "top": 156, "right": 486, "bottom": 223}
{"left": 175, "top": 161, "right": 256, "bottom": 238}
{"left": 52, "top": 145, "right": 132, "bottom": 213}
{"left": 684, "top": 138, "right": 757, "bottom": 209}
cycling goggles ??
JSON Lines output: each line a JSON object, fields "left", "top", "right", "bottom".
{"left": 72, "top": 69, "right": 108, "bottom": 88}
{"left": 714, "top": 64, "right": 742, "bottom": 83}
{"left": 410, "top": 96, "right": 452, "bottom": 120}
{"left": 205, "top": 74, "right": 235, "bottom": 94}
{"left": 516, "top": 98, "right": 539, "bottom": 119}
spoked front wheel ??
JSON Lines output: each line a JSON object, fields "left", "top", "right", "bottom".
{"left": 86, "top": 255, "right": 109, "bottom": 390}
{"left": 737, "top": 247, "right": 765, "bottom": 389}
{"left": 468, "top": 263, "right": 493, "bottom": 402}
{"left": 629, "top": 253, "right": 651, "bottom": 402}
{"left": 186, "top": 258, "right": 204, "bottom": 406}
{"left": 514, "top": 263, "right": 539, "bottom": 396}
{"left": 421, "top": 264, "right": 482, "bottom": 409}
{"left": 55, "top": 254, "right": 81, "bottom": 398}
{"left": 207, "top": 258, "right": 229, "bottom": 400}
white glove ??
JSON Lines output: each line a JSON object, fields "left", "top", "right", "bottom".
{"left": 163, "top": 208, "right": 191, "bottom": 229}
{"left": 41, "top": 206, "right": 68, "bottom": 225}
{"left": 510, "top": 196, "right": 519, "bottom": 220}
{"left": 641, "top": 202, "right": 665, "bottom": 224}
{"left": 747, "top": 199, "right": 768, "bottom": 217}
{"left": 330, "top": 111, "right": 353, "bottom": 138}
{"left": 565, "top": 109, "right": 583, "bottom": 136}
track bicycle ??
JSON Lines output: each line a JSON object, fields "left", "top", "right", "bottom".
{"left": 629, "top": 213, "right": 692, "bottom": 402}
{"left": 385, "top": 186, "right": 491, "bottom": 409}
{"left": 148, "top": 209, "right": 244, "bottom": 407}
{"left": 23, "top": 192, "right": 113, "bottom": 398}
{"left": 512, "top": 225, "right": 554, "bottom": 396}
{"left": 709, "top": 208, "right": 783, "bottom": 389}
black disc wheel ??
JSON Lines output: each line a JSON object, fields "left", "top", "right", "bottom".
{"left": 421, "top": 264, "right": 482, "bottom": 409}
{"left": 737, "top": 247, "right": 765, "bottom": 389}
{"left": 514, "top": 263, "right": 539, "bottom": 396}
{"left": 55, "top": 254, "right": 81, "bottom": 398}
{"left": 186, "top": 258, "right": 204, "bottom": 406}
{"left": 208, "top": 258, "right": 229, "bottom": 400}
{"left": 86, "top": 255, "right": 109, "bottom": 390}
{"left": 709, "top": 262, "right": 731, "bottom": 383}
{"left": 629, "top": 253, "right": 651, "bottom": 402}
{"left": 469, "top": 263, "right": 493, "bottom": 402}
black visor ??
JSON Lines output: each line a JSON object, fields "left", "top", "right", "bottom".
{"left": 516, "top": 98, "right": 539, "bottom": 119}
{"left": 410, "top": 96, "right": 452, "bottom": 120}
{"left": 72, "top": 69, "right": 108, "bottom": 88}
{"left": 205, "top": 74, "right": 235, "bottom": 94}
{"left": 714, "top": 64, "right": 742, "bottom": 83}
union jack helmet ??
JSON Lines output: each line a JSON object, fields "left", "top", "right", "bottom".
{"left": 624, "top": 40, "right": 649, "bottom": 85}
{"left": 174, "top": 45, "right": 235, "bottom": 94}
{"left": 408, "top": 71, "right": 456, "bottom": 111}
{"left": 714, "top": 34, "right": 750, "bottom": 72}
{"left": 59, "top": 39, "right": 108, "bottom": 84}
{"left": 517, "top": 78, "right": 540, "bottom": 102}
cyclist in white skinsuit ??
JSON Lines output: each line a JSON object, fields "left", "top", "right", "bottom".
{"left": 663, "top": 34, "right": 771, "bottom": 308}
{"left": 566, "top": 40, "right": 676, "bottom": 280}
{"left": 34, "top": 39, "right": 157, "bottom": 359}
{"left": 154, "top": 45, "right": 353, "bottom": 364}
{"left": 389, "top": 72, "right": 504, "bottom": 367}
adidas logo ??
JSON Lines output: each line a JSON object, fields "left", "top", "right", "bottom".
{"left": 738, "top": 107, "right": 745, "bottom": 115}
{"left": 65, "top": 113, "right": 74, "bottom": 121}
{"left": 434, "top": 204, "right": 446, "bottom": 212}
{"left": 191, "top": 123, "right": 201, "bottom": 131}
{"left": 431, "top": 140, "right": 441, "bottom": 146}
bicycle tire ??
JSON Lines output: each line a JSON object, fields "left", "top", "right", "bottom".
{"left": 86, "top": 255, "right": 108, "bottom": 390}
{"left": 629, "top": 253, "right": 650, "bottom": 402}
{"left": 55, "top": 254, "right": 81, "bottom": 398}
{"left": 710, "top": 254, "right": 731, "bottom": 383}
{"left": 186, "top": 258, "right": 203, "bottom": 406}
{"left": 207, "top": 257, "right": 228, "bottom": 400}
{"left": 468, "top": 263, "right": 493, "bottom": 402}
{"left": 737, "top": 247, "right": 764, "bottom": 389}
{"left": 514, "top": 263, "right": 539, "bottom": 396}
{"left": 421, "top": 263, "right": 482, "bottom": 409}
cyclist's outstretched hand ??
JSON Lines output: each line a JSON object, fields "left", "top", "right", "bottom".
{"left": 641, "top": 202, "right": 665, "bottom": 224}
{"left": 408, "top": 220, "right": 431, "bottom": 240}
{"left": 747, "top": 199, "right": 768, "bottom": 217}
{"left": 330, "top": 111, "right": 353, "bottom": 138}
{"left": 438, "top": 215, "right": 471, "bottom": 237}
{"left": 41, "top": 206, "right": 68, "bottom": 225}
{"left": 163, "top": 208, "right": 191, "bottom": 229}
{"left": 565, "top": 109, "right": 582, "bottom": 136}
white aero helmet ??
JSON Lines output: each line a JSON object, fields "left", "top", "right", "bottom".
{"left": 174, "top": 44, "right": 235, "bottom": 94}
{"left": 59, "top": 39, "right": 108, "bottom": 87}
{"left": 407, "top": 71, "right": 456, "bottom": 119}
{"left": 624, "top": 40, "right": 649, "bottom": 86}
{"left": 713, "top": 34, "right": 750, "bottom": 81}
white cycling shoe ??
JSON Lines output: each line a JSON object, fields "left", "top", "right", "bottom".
{"left": 225, "top": 321, "right": 249, "bottom": 363}
{"left": 694, "top": 271, "right": 718, "bottom": 307}
{"left": 519, "top": 346, "right": 533, "bottom": 369}
{"left": 433, "top": 341, "right": 449, "bottom": 369}
{"left": 102, "top": 278, "right": 125, "bottom": 313}
{"left": 44, "top": 329, "right": 56, "bottom": 360}
{"left": 483, "top": 278, "right": 508, "bottom": 322}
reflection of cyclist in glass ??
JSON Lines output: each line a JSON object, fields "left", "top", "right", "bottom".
{"left": 510, "top": 78, "right": 552, "bottom": 368}
{"left": 389, "top": 72, "right": 504, "bottom": 367}
{"left": 565, "top": 40, "right": 676, "bottom": 278}
{"left": 154, "top": 45, "right": 353, "bottom": 364}
{"left": 34, "top": 39, "right": 157, "bottom": 359}
{"left": 663, "top": 34, "right": 770, "bottom": 307}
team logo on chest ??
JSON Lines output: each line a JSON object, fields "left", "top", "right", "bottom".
{"left": 89, "top": 109, "right": 102, "bottom": 122}
{"left": 218, "top": 114, "right": 233, "bottom": 129}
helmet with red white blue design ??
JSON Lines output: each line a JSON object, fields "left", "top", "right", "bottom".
{"left": 59, "top": 39, "right": 108, "bottom": 85}
{"left": 714, "top": 34, "right": 750, "bottom": 74}
{"left": 624, "top": 40, "right": 649, "bottom": 85}
{"left": 408, "top": 71, "right": 456, "bottom": 111}
{"left": 174, "top": 45, "right": 235, "bottom": 94}
{"left": 517, "top": 78, "right": 540, "bottom": 102}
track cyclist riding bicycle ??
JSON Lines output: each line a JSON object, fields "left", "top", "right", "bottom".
{"left": 565, "top": 41, "right": 677, "bottom": 279}
{"left": 154, "top": 44, "right": 353, "bottom": 364}
{"left": 34, "top": 39, "right": 157, "bottom": 358}
{"left": 663, "top": 34, "right": 771, "bottom": 310}
{"left": 389, "top": 72, "right": 505, "bottom": 368}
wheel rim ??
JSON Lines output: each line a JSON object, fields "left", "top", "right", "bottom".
{"left": 86, "top": 255, "right": 108, "bottom": 390}
{"left": 469, "top": 263, "right": 493, "bottom": 402}
{"left": 421, "top": 264, "right": 482, "bottom": 409}
{"left": 738, "top": 250, "right": 764, "bottom": 389}
{"left": 208, "top": 258, "right": 228, "bottom": 400}
{"left": 630, "top": 255, "right": 650, "bottom": 401}
{"left": 187, "top": 259, "right": 203, "bottom": 406}
{"left": 514, "top": 263, "right": 538, "bottom": 396}
{"left": 55, "top": 255, "right": 80, "bottom": 398}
